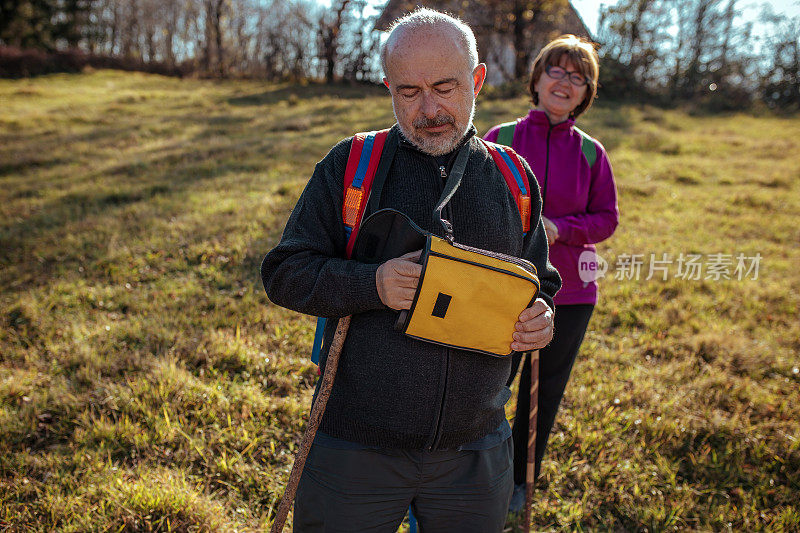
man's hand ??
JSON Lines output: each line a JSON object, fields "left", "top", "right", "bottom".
{"left": 511, "top": 298, "right": 554, "bottom": 351}
{"left": 376, "top": 250, "right": 422, "bottom": 310}
{"left": 542, "top": 216, "right": 559, "bottom": 245}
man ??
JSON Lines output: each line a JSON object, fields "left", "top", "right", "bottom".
{"left": 261, "top": 9, "right": 561, "bottom": 532}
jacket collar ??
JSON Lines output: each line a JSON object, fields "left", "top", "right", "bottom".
{"left": 527, "top": 108, "right": 575, "bottom": 131}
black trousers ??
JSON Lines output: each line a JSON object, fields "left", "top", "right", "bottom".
{"left": 293, "top": 438, "right": 513, "bottom": 532}
{"left": 507, "top": 303, "right": 594, "bottom": 484}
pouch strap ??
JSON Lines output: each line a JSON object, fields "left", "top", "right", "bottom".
{"left": 433, "top": 141, "right": 471, "bottom": 243}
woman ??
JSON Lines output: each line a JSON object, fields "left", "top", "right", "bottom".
{"left": 484, "top": 34, "right": 619, "bottom": 511}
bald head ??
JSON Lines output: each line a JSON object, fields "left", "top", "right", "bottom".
{"left": 380, "top": 9, "right": 486, "bottom": 156}
{"left": 380, "top": 9, "right": 478, "bottom": 79}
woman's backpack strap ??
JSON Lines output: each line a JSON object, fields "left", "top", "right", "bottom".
{"left": 573, "top": 126, "right": 597, "bottom": 167}
{"left": 496, "top": 120, "right": 518, "bottom": 148}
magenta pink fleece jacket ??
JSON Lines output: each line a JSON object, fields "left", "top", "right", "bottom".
{"left": 485, "top": 109, "right": 619, "bottom": 305}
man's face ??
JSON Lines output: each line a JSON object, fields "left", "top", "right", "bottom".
{"left": 384, "top": 28, "right": 485, "bottom": 156}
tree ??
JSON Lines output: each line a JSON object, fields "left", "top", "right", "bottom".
{"left": 0, "top": 0, "right": 95, "bottom": 50}
{"left": 419, "top": 0, "right": 570, "bottom": 81}
{"left": 317, "top": 0, "right": 351, "bottom": 83}
{"left": 597, "top": 0, "right": 757, "bottom": 105}
{"left": 337, "top": 0, "right": 381, "bottom": 82}
{"left": 760, "top": 8, "right": 800, "bottom": 109}
{"left": 669, "top": 0, "right": 756, "bottom": 104}
{"left": 499, "top": 0, "right": 569, "bottom": 80}
{"left": 251, "top": 0, "right": 317, "bottom": 80}
{"left": 201, "top": 0, "right": 227, "bottom": 75}
{"left": 597, "top": 0, "right": 671, "bottom": 96}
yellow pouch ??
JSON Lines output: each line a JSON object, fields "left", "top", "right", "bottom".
{"left": 352, "top": 139, "right": 541, "bottom": 357}
{"left": 400, "top": 235, "right": 539, "bottom": 357}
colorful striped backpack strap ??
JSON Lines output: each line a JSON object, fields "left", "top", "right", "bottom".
{"left": 496, "top": 120, "right": 518, "bottom": 148}
{"left": 481, "top": 139, "right": 532, "bottom": 235}
{"left": 342, "top": 129, "right": 390, "bottom": 257}
{"left": 573, "top": 126, "right": 597, "bottom": 167}
{"left": 310, "top": 128, "right": 390, "bottom": 365}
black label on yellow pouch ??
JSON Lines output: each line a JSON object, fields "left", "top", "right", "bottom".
{"left": 432, "top": 293, "right": 452, "bottom": 318}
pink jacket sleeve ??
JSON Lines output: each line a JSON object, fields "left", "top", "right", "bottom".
{"left": 550, "top": 141, "right": 619, "bottom": 246}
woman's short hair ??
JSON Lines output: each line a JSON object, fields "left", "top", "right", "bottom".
{"left": 528, "top": 35, "right": 600, "bottom": 119}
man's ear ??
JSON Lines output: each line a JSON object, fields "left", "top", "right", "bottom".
{"left": 383, "top": 78, "right": 390, "bottom": 90}
{"left": 472, "top": 63, "right": 487, "bottom": 97}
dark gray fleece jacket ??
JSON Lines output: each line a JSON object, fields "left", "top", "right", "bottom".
{"left": 261, "top": 125, "right": 561, "bottom": 450}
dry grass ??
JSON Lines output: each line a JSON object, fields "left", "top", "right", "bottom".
{"left": 1, "top": 71, "right": 798, "bottom": 531}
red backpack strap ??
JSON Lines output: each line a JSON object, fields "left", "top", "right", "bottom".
{"left": 481, "top": 139, "right": 531, "bottom": 234}
{"left": 311, "top": 128, "right": 390, "bottom": 369}
{"left": 343, "top": 129, "right": 390, "bottom": 258}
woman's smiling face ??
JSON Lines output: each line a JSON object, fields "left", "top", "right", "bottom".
{"left": 533, "top": 55, "right": 588, "bottom": 124}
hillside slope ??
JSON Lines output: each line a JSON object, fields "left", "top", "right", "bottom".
{"left": 1, "top": 71, "right": 798, "bottom": 531}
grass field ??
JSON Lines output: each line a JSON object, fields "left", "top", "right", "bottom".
{"left": 1, "top": 70, "right": 799, "bottom": 532}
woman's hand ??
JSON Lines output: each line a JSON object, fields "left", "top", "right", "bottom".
{"left": 542, "top": 216, "right": 559, "bottom": 245}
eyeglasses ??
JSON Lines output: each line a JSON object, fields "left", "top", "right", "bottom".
{"left": 544, "top": 65, "right": 588, "bottom": 87}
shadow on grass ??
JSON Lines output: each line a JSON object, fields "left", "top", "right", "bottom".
{"left": 2, "top": 163, "right": 214, "bottom": 246}
{"left": 674, "top": 424, "right": 798, "bottom": 487}
{"left": 0, "top": 121, "right": 285, "bottom": 265}
{"left": 0, "top": 156, "right": 71, "bottom": 179}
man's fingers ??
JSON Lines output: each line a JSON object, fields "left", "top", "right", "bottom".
{"left": 512, "top": 327, "right": 552, "bottom": 344}
{"left": 395, "top": 279, "right": 420, "bottom": 291}
{"left": 511, "top": 324, "right": 554, "bottom": 351}
{"left": 518, "top": 298, "right": 551, "bottom": 322}
{"left": 376, "top": 252, "right": 425, "bottom": 310}
{"left": 511, "top": 298, "right": 554, "bottom": 350}
{"left": 394, "top": 289, "right": 419, "bottom": 310}
{"left": 399, "top": 249, "right": 423, "bottom": 262}
{"left": 515, "top": 315, "right": 550, "bottom": 332}
{"left": 395, "top": 261, "right": 422, "bottom": 278}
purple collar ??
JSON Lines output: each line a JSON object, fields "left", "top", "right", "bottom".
{"left": 526, "top": 108, "right": 575, "bottom": 131}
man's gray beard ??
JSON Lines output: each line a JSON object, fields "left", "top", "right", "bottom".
{"left": 395, "top": 100, "right": 476, "bottom": 156}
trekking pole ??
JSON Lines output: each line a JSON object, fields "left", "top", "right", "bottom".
{"left": 523, "top": 350, "right": 540, "bottom": 532}
{"left": 269, "top": 315, "right": 352, "bottom": 533}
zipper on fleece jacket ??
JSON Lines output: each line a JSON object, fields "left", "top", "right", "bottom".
{"left": 541, "top": 124, "right": 553, "bottom": 208}
{"left": 425, "top": 163, "right": 453, "bottom": 450}
{"left": 428, "top": 347, "right": 449, "bottom": 450}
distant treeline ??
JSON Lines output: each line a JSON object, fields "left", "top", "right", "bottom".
{"left": 1, "top": 0, "right": 798, "bottom": 109}
{"left": 0, "top": 47, "right": 193, "bottom": 78}
{"left": 0, "top": 0, "right": 380, "bottom": 83}
{"left": 596, "top": 0, "right": 800, "bottom": 110}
